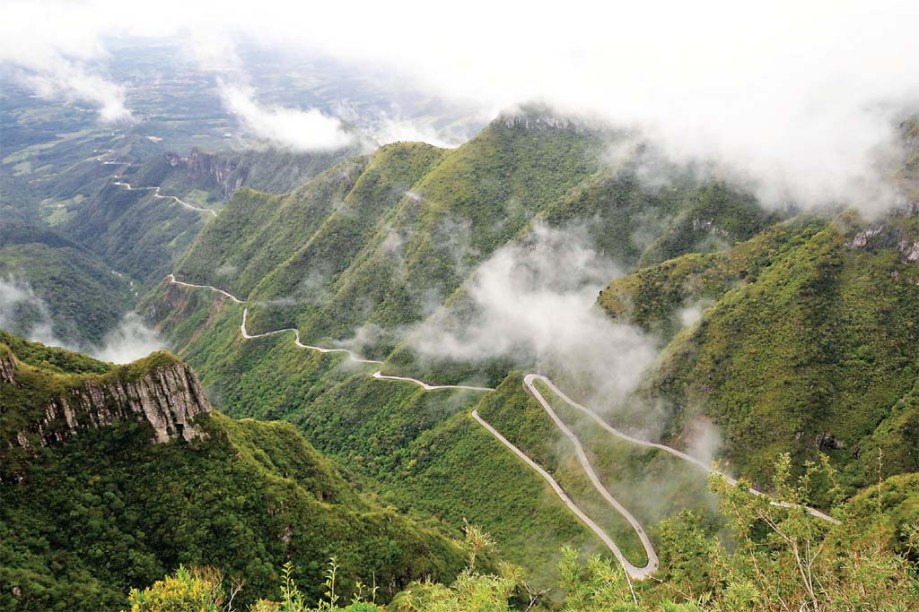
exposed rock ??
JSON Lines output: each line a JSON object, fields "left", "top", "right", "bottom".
{"left": 8, "top": 359, "right": 211, "bottom": 450}
{"left": 845, "top": 226, "right": 885, "bottom": 249}
{"left": 0, "top": 353, "right": 15, "bottom": 384}
{"left": 899, "top": 238, "right": 919, "bottom": 263}
{"left": 818, "top": 433, "right": 843, "bottom": 451}
{"left": 494, "top": 107, "right": 591, "bottom": 134}
{"left": 163, "top": 151, "right": 183, "bottom": 167}
{"left": 187, "top": 147, "right": 247, "bottom": 199}
{"left": 160, "top": 148, "right": 248, "bottom": 200}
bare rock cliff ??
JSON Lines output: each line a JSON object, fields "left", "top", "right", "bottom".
{"left": 0, "top": 353, "right": 14, "bottom": 384}
{"left": 5, "top": 357, "right": 211, "bottom": 451}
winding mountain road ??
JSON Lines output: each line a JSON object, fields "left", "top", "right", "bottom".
{"left": 166, "top": 274, "right": 242, "bottom": 303}
{"left": 240, "top": 307, "right": 384, "bottom": 365}
{"left": 166, "top": 272, "right": 838, "bottom": 582}
{"left": 526, "top": 375, "right": 839, "bottom": 525}
{"left": 372, "top": 371, "right": 493, "bottom": 392}
{"left": 471, "top": 409, "right": 649, "bottom": 580}
{"left": 113, "top": 180, "right": 217, "bottom": 217}
{"left": 522, "top": 375, "right": 658, "bottom": 577}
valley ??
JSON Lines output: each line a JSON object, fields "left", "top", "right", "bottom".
{"left": 2, "top": 20, "right": 918, "bottom": 608}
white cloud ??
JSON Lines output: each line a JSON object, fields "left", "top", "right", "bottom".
{"left": 90, "top": 312, "right": 165, "bottom": 364}
{"left": 18, "top": 59, "right": 132, "bottom": 123}
{"left": 0, "top": 277, "right": 163, "bottom": 363}
{"left": 1, "top": 0, "right": 918, "bottom": 211}
{"left": 0, "top": 2, "right": 132, "bottom": 123}
{"left": 219, "top": 83, "right": 355, "bottom": 151}
{"left": 373, "top": 117, "right": 463, "bottom": 149}
{"left": 0, "top": 277, "right": 67, "bottom": 347}
{"left": 409, "top": 224, "right": 658, "bottom": 407}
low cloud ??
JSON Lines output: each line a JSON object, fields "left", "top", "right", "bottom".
{"left": 219, "top": 83, "right": 355, "bottom": 151}
{"left": 15, "top": 60, "right": 132, "bottom": 123}
{"left": 90, "top": 312, "right": 165, "bottom": 364}
{"left": 0, "top": 277, "right": 67, "bottom": 347}
{"left": 0, "top": 3, "right": 132, "bottom": 123}
{"left": 7, "top": 1, "right": 916, "bottom": 215}
{"left": 373, "top": 117, "right": 464, "bottom": 149}
{"left": 408, "top": 224, "right": 658, "bottom": 407}
{"left": 0, "top": 277, "right": 163, "bottom": 364}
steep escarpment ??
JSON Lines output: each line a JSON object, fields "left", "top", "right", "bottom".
{"left": 599, "top": 213, "right": 919, "bottom": 490}
{"left": 0, "top": 333, "right": 466, "bottom": 610}
{"left": 2, "top": 346, "right": 210, "bottom": 459}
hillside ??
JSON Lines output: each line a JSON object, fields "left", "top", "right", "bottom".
{"left": 598, "top": 213, "right": 919, "bottom": 491}
{"left": 0, "top": 221, "right": 132, "bottom": 346}
{"left": 0, "top": 333, "right": 465, "bottom": 609}
{"left": 143, "top": 282, "right": 608, "bottom": 586}
{"left": 172, "top": 110, "right": 776, "bottom": 359}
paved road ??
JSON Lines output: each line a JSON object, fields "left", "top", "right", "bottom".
{"left": 526, "top": 375, "right": 839, "bottom": 525}
{"left": 166, "top": 274, "right": 242, "bottom": 303}
{"left": 523, "top": 374, "right": 658, "bottom": 578}
{"left": 240, "top": 307, "right": 384, "bottom": 365}
{"left": 372, "top": 370, "right": 493, "bottom": 391}
{"left": 166, "top": 272, "right": 837, "bottom": 584}
{"left": 472, "top": 409, "right": 652, "bottom": 581}
{"left": 113, "top": 180, "right": 217, "bottom": 217}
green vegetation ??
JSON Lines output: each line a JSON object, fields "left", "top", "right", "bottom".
{"left": 8, "top": 97, "right": 914, "bottom": 610}
{"left": 0, "top": 221, "right": 133, "bottom": 346}
{"left": 600, "top": 214, "right": 919, "bottom": 492}
{"left": 127, "top": 458, "right": 919, "bottom": 610}
{"left": 144, "top": 287, "right": 607, "bottom": 585}
{"left": 60, "top": 178, "right": 207, "bottom": 284}
{"left": 170, "top": 112, "right": 776, "bottom": 363}
{"left": 476, "top": 375, "right": 650, "bottom": 565}
{"left": 0, "top": 334, "right": 466, "bottom": 610}
{"left": 532, "top": 380, "right": 720, "bottom": 535}
{"left": 0, "top": 329, "right": 111, "bottom": 375}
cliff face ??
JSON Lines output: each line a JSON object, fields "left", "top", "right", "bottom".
{"left": 0, "top": 353, "right": 14, "bottom": 384}
{"left": 4, "top": 355, "right": 212, "bottom": 452}
{"left": 157, "top": 149, "right": 247, "bottom": 200}
{"left": 186, "top": 147, "right": 247, "bottom": 199}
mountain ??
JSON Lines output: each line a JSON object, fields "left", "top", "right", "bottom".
{"left": 0, "top": 332, "right": 464, "bottom": 609}
{"left": 599, "top": 212, "right": 919, "bottom": 491}
{"left": 0, "top": 221, "right": 132, "bottom": 346}
{"left": 56, "top": 145, "right": 359, "bottom": 286}
{"left": 5, "top": 88, "right": 919, "bottom": 609}
{"left": 173, "top": 109, "right": 775, "bottom": 357}
{"left": 138, "top": 111, "right": 787, "bottom": 586}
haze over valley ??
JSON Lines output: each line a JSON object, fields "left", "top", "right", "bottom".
{"left": 1, "top": 1, "right": 918, "bottom": 610}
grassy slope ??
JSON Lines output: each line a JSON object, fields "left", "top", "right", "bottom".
{"left": 168, "top": 115, "right": 779, "bottom": 369}
{"left": 599, "top": 215, "right": 919, "bottom": 491}
{"left": 142, "top": 284, "right": 603, "bottom": 587}
{"left": 173, "top": 156, "right": 370, "bottom": 297}
{"left": 250, "top": 142, "right": 449, "bottom": 336}
{"left": 475, "top": 375, "right": 650, "bottom": 565}
{"left": 0, "top": 222, "right": 133, "bottom": 346}
{"left": 137, "top": 117, "right": 794, "bottom": 586}
{"left": 293, "top": 120, "right": 608, "bottom": 347}
{"left": 0, "top": 334, "right": 465, "bottom": 610}
{"left": 60, "top": 180, "right": 206, "bottom": 284}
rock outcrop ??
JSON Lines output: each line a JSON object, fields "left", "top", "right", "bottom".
{"left": 186, "top": 148, "right": 247, "bottom": 199}
{"left": 0, "top": 352, "right": 14, "bottom": 384}
{"left": 6, "top": 356, "right": 212, "bottom": 451}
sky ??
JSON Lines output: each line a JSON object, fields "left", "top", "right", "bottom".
{"left": 2, "top": 0, "right": 919, "bottom": 212}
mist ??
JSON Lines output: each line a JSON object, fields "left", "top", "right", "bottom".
{"left": 0, "top": 277, "right": 164, "bottom": 364}
{"left": 90, "top": 312, "right": 166, "bottom": 364}
{"left": 409, "top": 224, "right": 658, "bottom": 408}
{"left": 0, "top": 277, "right": 69, "bottom": 348}
{"left": 4, "top": 0, "right": 918, "bottom": 215}
{"left": 219, "top": 83, "right": 356, "bottom": 151}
